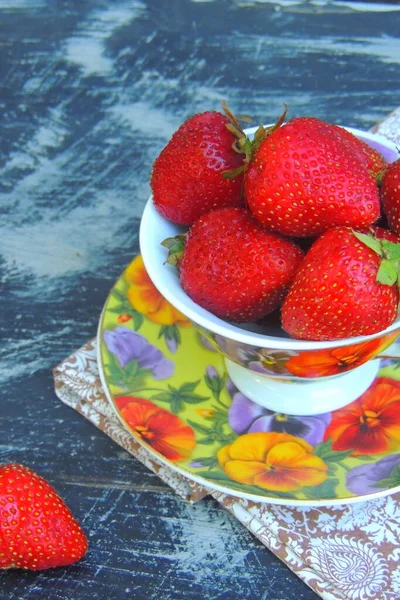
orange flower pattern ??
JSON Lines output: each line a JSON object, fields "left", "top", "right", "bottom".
{"left": 125, "top": 255, "right": 189, "bottom": 326}
{"left": 115, "top": 395, "right": 196, "bottom": 461}
{"left": 218, "top": 431, "right": 328, "bottom": 492}
{"left": 324, "top": 377, "right": 400, "bottom": 456}
{"left": 285, "top": 333, "right": 398, "bottom": 378}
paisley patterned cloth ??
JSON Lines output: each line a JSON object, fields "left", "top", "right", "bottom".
{"left": 54, "top": 338, "right": 400, "bottom": 600}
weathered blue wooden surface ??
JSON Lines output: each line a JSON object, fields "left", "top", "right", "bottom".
{"left": 1, "top": 1, "right": 400, "bottom": 598}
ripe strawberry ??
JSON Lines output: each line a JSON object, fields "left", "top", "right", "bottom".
{"left": 380, "top": 159, "right": 400, "bottom": 236}
{"left": 151, "top": 107, "right": 248, "bottom": 225}
{"left": 328, "top": 124, "right": 387, "bottom": 176}
{"left": 0, "top": 463, "right": 88, "bottom": 571}
{"left": 281, "top": 226, "right": 400, "bottom": 341}
{"left": 244, "top": 117, "right": 381, "bottom": 237}
{"left": 175, "top": 207, "right": 304, "bottom": 322}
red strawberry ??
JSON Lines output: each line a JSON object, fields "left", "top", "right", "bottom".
{"left": 327, "top": 124, "right": 387, "bottom": 176}
{"left": 281, "top": 226, "right": 400, "bottom": 341}
{"left": 244, "top": 117, "right": 381, "bottom": 237}
{"left": 151, "top": 108, "right": 248, "bottom": 225}
{"left": 0, "top": 463, "right": 88, "bottom": 571}
{"left": 380, "top": 158, "right": 400, "bottom": 236}
{"left": 175, "top": 207, "right": 304, "bottom": 322}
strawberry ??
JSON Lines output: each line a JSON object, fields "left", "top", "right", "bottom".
{"left": 327, "top": 124, "right": 387, "bottom": 176}
{"left": 244, "top": 117, "right": 381, "bottom": 237}
{"left": 174, "top": 207, "right": 304, "bottom": 322}
{"left": 380, "top": 158, "right": 400, "bottom": 236}
{"left": 281, "top": 226, "right": 400, "bottom": 341}
{"left": 0, "top": 463, "right": 88, "bottom": 571}
{"left": 151, "top": 106, "right": 248, "bottom": 225}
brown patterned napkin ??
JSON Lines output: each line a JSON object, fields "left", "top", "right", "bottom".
{"left": 54, "top": 338, "right": 400, "bottom": 600}
{"left": 54, "top": 113, "right": 400, "bottom": 600}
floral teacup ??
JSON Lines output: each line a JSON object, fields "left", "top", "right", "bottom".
{"left": 140, "top": 128, "right": 400, "bottom": 416}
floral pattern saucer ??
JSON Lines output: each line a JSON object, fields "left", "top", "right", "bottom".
{"left": 98, "top": 254, "right": 400, "bottom": 506}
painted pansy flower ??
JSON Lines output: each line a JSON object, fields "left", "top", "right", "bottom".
{"left": 228, "top": 391, "right": 330, "bottom": 446}
{"left": 244, "top": 349, "right": 296, "bottom": 376}
{"left": 324, "top": 377, "right": 400, "bottom": 456}
{"left": 218, "top": 432, "right": 328, "bottom": 492}
{"left": 346, "top": 454, "right": 400, "bottom": 496}
{"left": 115, "top": 396, "right": 195, "bottom": 461}
{"left": 103, "top": 326, "right": 174, "bottom": 379}
{"left": 124, "top": 255, "right": 189, "bottom": 327}
{"left": 285, "top": 334, "right": 398, "bottom": 379}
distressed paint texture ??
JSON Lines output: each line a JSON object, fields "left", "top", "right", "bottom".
{"left": 1, "top": 1, "right": 400, "bottom": 599}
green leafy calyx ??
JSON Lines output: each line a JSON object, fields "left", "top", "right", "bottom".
{"left": 221, "top": 101, "right": 288, "bottom": 180}
{"left": 353, "top": 230, "right": 400, "bottom": 287}
{"left": 161, "top": 234, "right": 187, "bottom": 267}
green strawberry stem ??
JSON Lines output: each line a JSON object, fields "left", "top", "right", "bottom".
{"left": 221, "top": 100, "right": 253, "bottom": 180}
{"left": 161, "top": 233, "right": 187, "bottom": 267}
{"left": 353, "top": 231, "right": 400, "bottom": 286}
{"left": 222, "top": 103, "right": 288, "bottom": 180}
{"left": 251, "top": 103, "right": 288, "bottom": 155}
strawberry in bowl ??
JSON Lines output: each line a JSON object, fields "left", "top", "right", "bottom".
{"left": 175, "top": 206, "right": 304, "bottom": 323}
{"left": 150, "top": 103, "right": 249, "bottom": 225}
{"left": 140, "top": 106, "right": 400, "bottom": 416}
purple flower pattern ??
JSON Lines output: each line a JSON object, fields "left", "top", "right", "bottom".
{"left": 346, "top": 454, "right": 400, "bottom": 496}
{"left": 103, "top": 326, "right": 174, "bottom": 379}
{"left": 165, "top": 335, "right": 178, "bottom": 354}
{"left": 206, "top": 365, "right": 219, "bottom": 380}
{"left": 227, "top": 388, "right": 331, "bottom": 446}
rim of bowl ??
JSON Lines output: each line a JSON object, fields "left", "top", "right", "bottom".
{"left": 140, "top": 125, "right": 400, "bottom": 351}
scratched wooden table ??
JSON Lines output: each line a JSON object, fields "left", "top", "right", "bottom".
{"left": 1, "top": 1, "right": 400, "bottom": 599}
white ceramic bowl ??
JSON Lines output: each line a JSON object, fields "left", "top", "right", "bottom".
{"left": 140, "top": 127, "right": 400, "bottom": 415}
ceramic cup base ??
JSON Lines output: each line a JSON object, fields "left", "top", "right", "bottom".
{"left": 225, "top": 358, "right": 381, "bottom": 416}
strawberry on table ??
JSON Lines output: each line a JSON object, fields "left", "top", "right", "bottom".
{"left": 168, "top": 206, "right": 304, "bottom": 323}
{"left": 151, "top": 104, "right": 249, "bottom": 225}
{"left": 0, "top": 463, "right": 88, "bottom": 571}
{"left": 244, "top": 117, "right": 381, "bottom": 237}
{"left": 380, "top": 158, "right": 400, "bottom": 236}
{"left": 281, "top": 226, "right": 400, "bottom": 341}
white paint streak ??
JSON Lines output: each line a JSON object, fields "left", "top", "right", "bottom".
{"left": 0, "top": 88, "right": 152, "bottom": 284}
{"left": 328, "top": 36, "right": 400, "bottom": 64}
{"left": 0, "top": 188, "right": 146, "bottom": 279}
{"left": 64, "top": 2, "right": 146, "bottom": 76}
{"left": 240, "top": 0, "right": 400, "bottom": 11}
{"left": 110, "top": 102, "right": 182, "bottom": 139}
{"left": 66, "top": 37, "right": 114, "bottom": 77}
{"left": 230, "top": 32, "right": 400, "bottom": 65}
{"left": 0, "top": 357, "right": 52, "bottom": 382}
{"left": 0, "top": 327, "right": 73, "bottom": 383}
{"left": 1, "top": 222, "right": 88, "bottom": 277}
{"left": 325, "top": 1, "right": 400, "bottom": 11}
{"left": 0, "top": 0, "right": 46, "bottom": 8}
{"left": 32, "top": 107, "right": 68, "bottom": 152}
{"left": 0, "top": 106, "right": 67, "bottom": 177}
{"left": 161, "top": 506, "right": 254, "bottom": 586}
{"left": 98, "top": 491, "right": 125, "bottom": 523}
